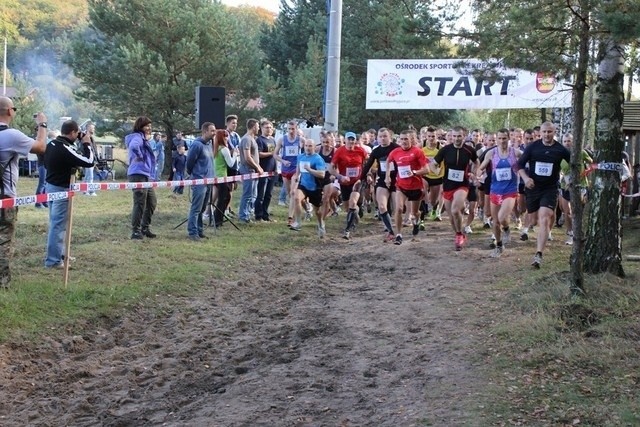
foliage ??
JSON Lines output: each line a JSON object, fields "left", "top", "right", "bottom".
{"left": 66, "top": 0, "right": 265, "bottom": 137}
{"left": 8, "top": 76, "right": 46, "bottom": 135}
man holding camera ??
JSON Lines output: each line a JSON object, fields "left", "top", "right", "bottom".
{"left": 44, "top": 120, "right": 95, "bottom": 269}
{"left": 0, "top": 96, "right": 47, "bottom": 287}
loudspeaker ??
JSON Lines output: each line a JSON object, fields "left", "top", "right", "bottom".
{"left": 195, "top": 86, "right": 225, "bottom": 129}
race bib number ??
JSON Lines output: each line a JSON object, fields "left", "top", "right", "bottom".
{"left": 535, "top": 162, "right": 553, "bottom": 177}
{"left": 448, "top": 169, "right": 464, "bottom": 182}
{"left": 285, "top": 145, "right": 298, "bottom": 156}
{"left": 299, "top": 161, "right": 311, "bottom": 173}
{"left": 346, "top": 167, "right": 360, "bottom": 178}
{"left": 495, "top": 167, "right": 512, "bottom": 181}
{"left": 398, "top": 165, "right": 412, "bottom": 179}
{"left": 379, "top": 160, "right": 387, "bottom": 172}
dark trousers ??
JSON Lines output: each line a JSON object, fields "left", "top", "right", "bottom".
{"left": 213, "top": 183, "right": 231, "bottom": 226}
{"left": 129, "top": 174, "right": 157, "bottom": 232}
{"left": 255, "top": 175, "right": 275, "bottom": 220}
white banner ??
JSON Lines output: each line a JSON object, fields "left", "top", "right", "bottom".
{"left": 366, "top": 59, "right": 572, "bottom": 110}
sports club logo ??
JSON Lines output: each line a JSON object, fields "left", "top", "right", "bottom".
{"left": 536, "top": 72, "right": 556, "bottom": 93}
{"left": 375, "top": 73, "right": 405, "bottom": 97}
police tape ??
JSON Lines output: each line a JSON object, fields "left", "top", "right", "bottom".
{"left": 0, "top": 172, "right": 275, "bottom": 209}
{"left": 582, "top": 162, "right": 624, "bottom": 177}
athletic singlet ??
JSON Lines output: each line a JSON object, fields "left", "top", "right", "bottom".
{"left": 281, "top": 134, "right": 300, "bottom": 174}
{"left": 319, "top": 147, "right": 335, "bottom": 164}
{"left": 490, "top": 147, "right": 518, "bottom": 195}
{"left": 423, "top": 145, "right": 444, "bottom": 179}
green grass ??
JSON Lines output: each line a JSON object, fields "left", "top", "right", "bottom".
{"left": 477, "top": 218, "right": 640, "bottom": 425}
{"left": 2, "top": 177, "right": 315, "bottom": 341}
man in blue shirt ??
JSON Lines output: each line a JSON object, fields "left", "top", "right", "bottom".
{"left": 290, "top": 139, "right": 326, "bottom": 237}
{"left": 186, "top": 122, "right": 216, "bottom": 241}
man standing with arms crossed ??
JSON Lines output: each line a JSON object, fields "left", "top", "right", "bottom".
{"left": 0, "top": 97, "right": 47, "bottom": 286}
{"left": 238, "top": 119, "right": 264, "bottom": 224}
{"left": 517, "top": 121, "right": 570, "bottom": 268}
{"left": 186, "top": 122, "right": 216, "bottom": 241}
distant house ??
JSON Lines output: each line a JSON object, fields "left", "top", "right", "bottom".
{"left": 2, "top": 86, "right": 38, "bottom": 101}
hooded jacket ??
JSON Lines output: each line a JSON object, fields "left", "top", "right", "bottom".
{"left": 126, "top": 131, "right": 156, "bottom": 177}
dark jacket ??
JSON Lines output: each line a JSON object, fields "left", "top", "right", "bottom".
{"left": 44, "top": 136, "right": 95, "bottom": 187}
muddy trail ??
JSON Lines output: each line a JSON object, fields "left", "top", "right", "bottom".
{"left": 0, "top": 221, "right": 527, "bottom": 426}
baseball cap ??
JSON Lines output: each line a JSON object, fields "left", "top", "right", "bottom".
{"left": 345, "top": 131, "right": 357, "bottom": 140}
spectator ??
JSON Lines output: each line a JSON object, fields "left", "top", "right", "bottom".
{"left": 255, "top": 120, "right": 277, "bottom": 222}
{"left": 34, "top": 130, "right": 57, "bottom": 208}
{"left": 44, "top": 120, "right": 95, "bottom": 268}
{"left": 185, "top": 122, "right": 215, "bottom": 241}
{"left": 125, "top": 116, "right": 157, "bottom": 240}
{"left": 212, "top": 129, "right": 238, "bottom": 227}
{"left": 238, "top": 118, "right": 263, "bottom": 223}
{"left": 0, "top": 96, "right": 47, "bottom": 287}
{"left": 172, "top": 144, "right": 187, "bottom": 195}
{"left": 83, "top": 123, "right": 98, "bottom": 196}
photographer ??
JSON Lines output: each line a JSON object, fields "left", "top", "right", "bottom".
{"left": 82, "top": 123, "right": 98, "bottom": 196}
{"left": 0, "top": 97, "right": 47, "bottom": 287}
{"left": 44, "top": 120, "right": 95, "bottom": 269}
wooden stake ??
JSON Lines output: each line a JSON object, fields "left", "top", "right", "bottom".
{"left": 63, "top": 175, "right": 76, "bottom": 288}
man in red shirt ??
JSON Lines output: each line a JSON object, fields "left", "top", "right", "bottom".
{"left": 385, "top": 130, "right": 430, "bottom": 245}
{"left": 328, "top": 132, "right": 368, "bottom": 239}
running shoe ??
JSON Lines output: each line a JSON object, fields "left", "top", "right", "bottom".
{"left": 304, "top": 210, "right": 312, "bottom": 221}
{"left": 342, "top": 230, "right": 351, "bottom": 240}
{"left": 287, "top": 217, "right": 294, "bottom": 227}
{"left": 434, "top": 214, "right": 442, "bottom": 222}
{"left": 464, "top": 225, "right": 473, "bottom": 234}
{"left": 430, "top": 210, "right": 438, "bottom": 221}
{"left": 478, "top": 208, "right": 484, "bottom": 221}
{"left": 278, "top": 201, "right": 288, "bottom": 207}
{"left": 532, "top": 253, "right": 542, "bottom": 269}
{"left": 515, "top": 218, "right": 523, "bottom": 230}
{"left": 520, "top": 232, "right": 529, "bottom": 241}
{"left": 394, "top": 234, "right": 403, "bottom": 245}
{"left": 412, "top": 221, "right": 420, "bottom": 236}
{"left": 290, "top": 222, "right": 301, "bottom": 231}
{"left": 483, "top": 220, "right": 492, "bottom": 229}
{"left": 358, "top": 206, "right": 364, "bottom": 219}
{"left": 317, "top": 225, "right": 326, "bottom": 238}
{"left": 455, "top": 233, "right": 464, "bottom": 251}
{"left": 503, "top": 228, "right": 511, "bottom": 244}
{"left": 489, "top": 236, "right": 497, "bottom": 249}
{"left": 366, "top": 202, "right": 372, "bottom": 213}
{"left": 490, "top": 245, "right": 504, "bottom": 258}
{"left": 384, "top": 232, "right": 395, "bottom": 243}
{"left": 419, "top": 220, "right": 425, "bottom": 231}
{"left": 548, "top": 232, "right": 554, "bottom": 241}
{"left": 565, "top": 231, "right": 573, "bottom": 245}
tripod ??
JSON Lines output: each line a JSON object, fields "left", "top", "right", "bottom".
{"left": 173, "top": 184, "right": 240, "bottom": 232}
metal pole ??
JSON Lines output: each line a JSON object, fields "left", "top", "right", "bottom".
{"left": 3, "top": 37, "right": 7, "bottom": 96}
{"left": 323, "top": 0, "right": 342, "bottom": 132}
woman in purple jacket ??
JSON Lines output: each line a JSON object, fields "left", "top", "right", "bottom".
{"left": 125, "top": 116, "right": 157, "bottom": 240}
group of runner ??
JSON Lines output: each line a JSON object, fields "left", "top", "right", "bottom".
{"left": 281, "top": 120, "right": 573, "bottom": 268}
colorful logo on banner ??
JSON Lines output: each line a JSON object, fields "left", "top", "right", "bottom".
{"left": 375, "top": 73, "right": 405, "bottom": 97}
{"left": 536, "top": 72, "right": 556, "bottom": 94}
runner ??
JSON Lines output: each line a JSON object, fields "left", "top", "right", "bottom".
{"left": 421, "top": 126, "right": 444, "bottom": 223}
{"left": 517, "top": 121, "right": 571, "bottom": 268}
{"left": 274, "top": 120, "right": 303, "bottom": 227}
{"left": 361, "top": 127, "right": 399, "bottom": 242}
{"left": 477, "top": 129, "right": 522, "bottom": 257}
{"left": 328, "top": 132, "right": 368, "bottom": 239}
{"left": 431, "top": 126, "right": 479, "bottom": 251}
{"left": 290, "top": 139, "right": 327, "bottom": 237}
{"left": 385, "top": 130, "right": 430, "bottom": 245}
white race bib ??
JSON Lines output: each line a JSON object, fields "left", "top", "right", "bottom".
{"left": 495, "top": 167, "right": 512, "bottom": 181}
{"left": 299, "top": 161, "right": 311, "bottom": 173}
{"left": 448, "top": 168, "right": 464, "bottom": 182}
{"left": 398, "top": 165, "right": 413, "bottom": 178}
{"left": 535, "top": 161, "right": 553, "bottom": 177}
{"left": 285, "top": 145, "right": 298, "bottom": 156}
{"left": 379, "top": 160, "right": 387, "bottom": 172}
{"left": 346, "top": 167, "right": 360, "bottom": 178}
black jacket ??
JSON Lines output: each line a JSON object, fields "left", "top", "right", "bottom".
{"left": 44, "top": 136, "right": 94, "bottom": 187}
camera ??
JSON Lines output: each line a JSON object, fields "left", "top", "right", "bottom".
{"left": 77, "top": 131, "right": 86, "bottom": 141}
{"left": 33, "top": 114, "right": 38, "bottom": 118}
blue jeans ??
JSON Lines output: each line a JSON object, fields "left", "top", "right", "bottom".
{"left": 173, "top": 171, "right": 184, "bottom": 194}
{"left": 255, "top": 175, "right": 275, "bottom": 220}
{"left": 35, "top": 165, "right": 48, "bottom": 207}
{"left": 238, "top": 165, "right": 258, "bottom": 221}
{"left": 84, "top": 167, "right": 95, "bottom": 194}
{"left": 188, "top": 184, "right": 208, "bottom": 236}
{"left": 45, "top": 183, "right": 70, "bottom": 267}
{"left": 155, "top": 155, "right": 165, "bottom": 180}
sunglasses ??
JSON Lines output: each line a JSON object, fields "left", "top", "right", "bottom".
{"left": 9, "top": 107, "right": 17, "bottom": 112}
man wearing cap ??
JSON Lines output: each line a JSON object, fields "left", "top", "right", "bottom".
{"left": 328, "top": 131, "right": 367, "bottom": 239}
{"left": 0, "top": 97, "right": 47, "bottom": 287}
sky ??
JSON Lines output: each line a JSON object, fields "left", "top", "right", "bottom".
{"left": 220, "top": 0, "right": 281, "bottom": 12}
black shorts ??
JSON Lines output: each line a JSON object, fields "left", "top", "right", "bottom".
{"left": 340, "top": 181, "right": 362, "bottom": 202}
{"left": 375, "top": 178, "right": 396, "bottom": 193}
{"left": 525, "top": 186, "right": 559, "bottom": 213}
{"left": 299, "top": 185, "right": 323, "bottom": 207}
{"left": 467, "top": 185, "right": 478, "bottom": 202}
{"left": 518, "top": 182, "right": 526, "bottom": 195}
{"left": 399, "top": 188, "right": 424, "bottom": 201}
{"left": 321, "top": 171, "right": 332, "bottom": 187}
{"left": 424, "top": 177, "right": 443, "bottom": 187}
{"left": 561, "top": 188, "right": 570, "bottom": 202}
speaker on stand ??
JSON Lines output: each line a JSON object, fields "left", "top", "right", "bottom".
{"left": 195, "top": 86, "right": 226, "bottom": 129}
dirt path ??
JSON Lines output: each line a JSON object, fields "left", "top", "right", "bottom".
{"left": 0, "top": 220, "right": 521, "bottom": 426}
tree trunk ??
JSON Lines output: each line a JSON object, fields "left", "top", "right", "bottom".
{"left": 568, "top": 9, "right": 590, "bottom": 296}
{"left": 584, "top": 37, "right": 625, "bottom": 277}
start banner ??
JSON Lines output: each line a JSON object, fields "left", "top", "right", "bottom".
{"left": 366, "top": 59, "right": 572, "bottom": 110}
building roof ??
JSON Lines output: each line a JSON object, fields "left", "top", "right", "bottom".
{"left": 623, "top": 101, "right": 640, "bottom": 132}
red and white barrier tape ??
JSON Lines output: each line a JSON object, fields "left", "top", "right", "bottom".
{"left": 0, "top": 172, "right": 275, "bottom": 209}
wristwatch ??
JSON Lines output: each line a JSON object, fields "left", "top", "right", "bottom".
{"left": 38, "top": 123, "right": 48, "bottom": 128}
